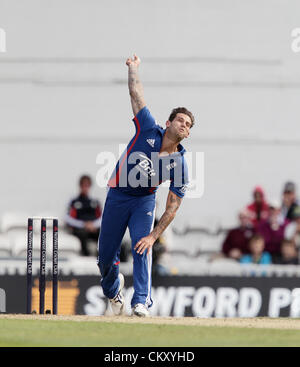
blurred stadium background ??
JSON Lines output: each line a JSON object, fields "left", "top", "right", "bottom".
{"left": 0, "top": 0, "right": 300, "bottom": 317}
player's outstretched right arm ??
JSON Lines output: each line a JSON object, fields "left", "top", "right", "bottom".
{"left": 126, "top": 54, "right": 146, "bottom": 116}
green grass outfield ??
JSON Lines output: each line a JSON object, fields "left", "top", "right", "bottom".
{"left": 1, "top": 315, "right": 300, "bottom": 347}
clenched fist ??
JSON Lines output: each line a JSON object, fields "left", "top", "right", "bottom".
{"left": 126, "top": 53, "right": 141, "bottom": 67}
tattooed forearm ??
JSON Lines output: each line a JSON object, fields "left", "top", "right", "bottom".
{"left": 128, "top": 65, "right": 145, "bottom": 110}
{"left": 128, "top": 66, "right": 139, "bottom": 91}
{"left": 150, "top": 211, "right": 175, "bottom": 241}
{"left": 150, "top": 193, "right": 182, "bottom": 241}
{"left": 126, "top": 55, "right": 146, "bottom": 115}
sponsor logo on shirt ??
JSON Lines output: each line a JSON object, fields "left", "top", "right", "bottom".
{"left": 179, "top": 184, "right": 188, "bottom": 194}
{"left": 138, "top": 154, "right": 156, "bottom": 177}
{"left": 166, "top": 162, "right": 177, "bottom": 170}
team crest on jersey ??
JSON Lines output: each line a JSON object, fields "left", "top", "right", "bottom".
{"left": 146, "top": 139, "right": 155, "bottom": 147}
{"left": 74, "top": 201, "right": 83, "bottom": 209}
{"left": 91, "top": 200, "right": 98, "bottom": 208}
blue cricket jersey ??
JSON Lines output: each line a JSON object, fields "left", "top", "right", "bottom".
{"left": 108, "top": 106, "right": 189, "bottom": 198}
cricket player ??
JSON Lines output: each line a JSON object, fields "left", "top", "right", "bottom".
{"left": 97, "top": 54, "right": 194, "bottom": 317}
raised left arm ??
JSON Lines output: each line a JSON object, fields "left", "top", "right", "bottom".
{"left": 134, "top": 191, "right": 182, "bottom": 255}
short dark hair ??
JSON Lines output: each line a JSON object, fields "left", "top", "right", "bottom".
{"left": 283, "top": 181, "right": 296, "bottom": 193}
{"left": 168, "top": 107, "right": 195, "bottom": 128}
{"left": 249, "top": 234, "right": 264, "bottom": 244}
{"left": 79, "top": 174, "right": 92, "bottom": 187}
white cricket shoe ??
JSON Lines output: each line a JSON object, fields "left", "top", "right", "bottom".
{"left": 109, "top": 273, "right": 125, "bottom": 315}
{"left": 132, "top": 303, "right": 149, "bottom": 317}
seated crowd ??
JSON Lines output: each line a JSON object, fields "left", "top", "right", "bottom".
{"left": 221, "top": 181, "right": 300, "bottom": 265}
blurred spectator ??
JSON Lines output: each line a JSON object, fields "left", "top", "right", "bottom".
{"left": 284, "top": 205, "right": 300, "bottom": 249}
{"left": 257, "top": 199, "right": 287, "bottom": 256}
{"left": 273, "top": 240, "right": 299, "bottom": 265}
{"left": 65, "top": 175, "right": 102, "bottom": 256}
{"left": 246, "top": 186, "right": 269, "bottom": 228}
{"left": 221, "top": 209, "right": 254, "bottom": 260}
{"left": 240, "top": 234, "right": 272, "bottom": 265}
{"left": 281, "top": 181, "right": 298, "bottom": 221}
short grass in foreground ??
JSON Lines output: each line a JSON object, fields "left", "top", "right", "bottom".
{"left": 1, "top": 319, "right": 300, "bottom": 347}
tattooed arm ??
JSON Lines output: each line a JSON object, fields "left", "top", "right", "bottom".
{"left": 134, "top": 191, "right": 182, "bottom": 255}
{"left": 151, "top": 191, "right": 182, "bottom": 241}
{"left": 126, "top": 54, "right": 146, "bottom": 116}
